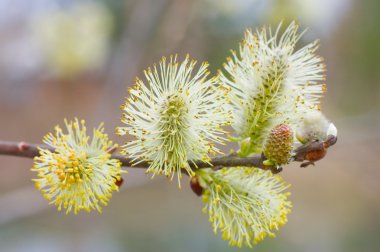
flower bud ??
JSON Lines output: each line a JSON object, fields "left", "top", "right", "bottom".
{"left": 264, "top": 124, "right": 293, "bottom": 165}
{"left": 296, "top": 111, "right": 337, "bottom": 144}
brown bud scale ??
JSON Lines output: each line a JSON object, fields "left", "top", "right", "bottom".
{"left": 115, "top": 177, "right": 124, "bottom": 188}
{"left": 190, "top": 176, "right": 203, "bottom": 196}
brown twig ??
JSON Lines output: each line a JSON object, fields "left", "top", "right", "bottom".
{"left": 0, "top": 137, "right": 337, "bottom": 172}
{"left": 0, "top": 140, "right": 264, "bottom": 169}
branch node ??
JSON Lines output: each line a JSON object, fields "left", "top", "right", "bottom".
{"left": 18, "top": 142, "right": 30, "bottom": 152}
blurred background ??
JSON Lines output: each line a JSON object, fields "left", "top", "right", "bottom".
{"left": 0, "top": 0, "right": 379, "bottom": 251}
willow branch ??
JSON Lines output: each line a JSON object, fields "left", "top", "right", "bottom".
{"left": 0, "top": 137, "right": 337, "bottom": 173}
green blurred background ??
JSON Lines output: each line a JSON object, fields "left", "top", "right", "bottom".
{"left": 0, "top": 0, "right": 379, "bottom": 251}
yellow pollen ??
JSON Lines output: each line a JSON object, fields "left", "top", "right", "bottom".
{"left": 52, "top": 153, "right": 94, "bottom": 185}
